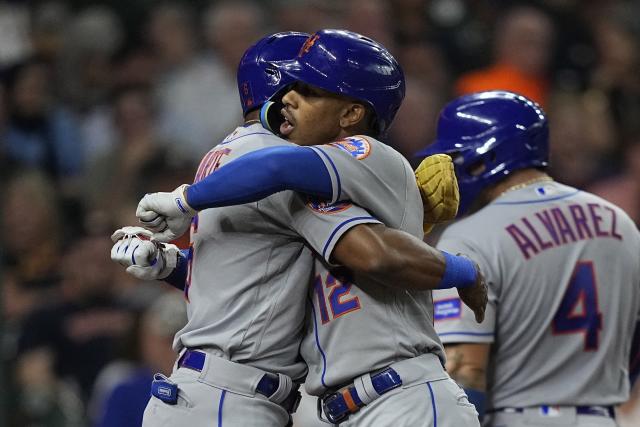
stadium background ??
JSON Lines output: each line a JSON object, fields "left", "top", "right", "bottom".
{"left": 0, "top": 0, "right": 638, "bottom": 425}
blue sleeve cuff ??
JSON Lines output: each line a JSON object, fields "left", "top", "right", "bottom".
{"left": 186, "top": 146, "right": 333, "bottom": 210}
{"left": 164, "top": 249, "right": 189, "bottom": 290}
{"left": 438, "top": 252, "right": 477, "bottom": 289}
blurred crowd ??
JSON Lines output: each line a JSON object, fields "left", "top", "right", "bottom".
{"left": 0, "top": 0, "right": 638, "bottom": 426}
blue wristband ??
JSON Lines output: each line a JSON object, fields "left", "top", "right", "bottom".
{"left": 164, "top": 249, "right": 189, "bottom": 291}
{"left": 438, "top": 252, "right": 477, "bottom": 289}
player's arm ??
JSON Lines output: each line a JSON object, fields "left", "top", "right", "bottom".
{"left": 332, "top": 223, "right": 488, "bottom": 323}
{"left": 444, "top": 343, "right": 490, "bottom": 418}
{"left": 136, "top": 146, "right": 457, "bottom": 242}
{"left": 136, "top": 146, "right": 335, "bottom": 241}
{"left": 186, "top": 146, "right": 335, "bottom": 207}
{"left": 432, "top": 236, "right": 497, "bottom": 419}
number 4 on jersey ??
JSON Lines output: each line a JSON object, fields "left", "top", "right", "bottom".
{"left": 552, "top": 261, "right": 603, "bottom": 351}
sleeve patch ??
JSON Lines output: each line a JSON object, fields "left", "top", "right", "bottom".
{"left": 434, "top": 298, "right": 462, "bottom": 321}
{"left": 307, "top": 199, "right": 352, "bottom": 214}
{"left": 329, "top": 136, "right": 371, "bottom": 160}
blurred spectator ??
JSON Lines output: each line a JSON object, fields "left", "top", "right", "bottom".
{"left": 3, "top": 171, "right": 63, "bottom": 292}
{"left": 203, "top": 0, "right": 266, "bottom": 75}
{"left": 56, "top": 6, "right": 124, "bottom": 111}
{"left": 427, "top": 0, "right": 495, "bottom": 75}
{"left": 388, "top": 77, "right": 445, "bottom": 162}
{"left": 92, "top": 292, "right": 187, "bottom": 427}
{"left": 588, "top": 141, "right": 640, "bottom": 225}
{"left": 82, "top": 82, "right": 195, "bottom": 238}
{"left": 111, "top": 46, "right": 157, "bottom": 88}
{"left": 149, "top": 1, "right": 242, "bottom": 162}
{"left": 9, "top": 354, "right": 84, "bottom": 427}
{"left": 396, "top": 40, "right": 451, "bottom": 92}
{"left": 543, "top": 0, "right": 596, "bottom": 92}
{"left": 2, "top": 172, "right": 65, "bottom": 427}
{"left": 0, "top": 1, "right": 32, "bottom": 66}
{"left": 391, "top": 0, "right": 430, "bottom": 43}
{"left": 547, "top": 90, "right": 617, "bottom": 188}
{"left": 589, "top": 1, "right": 640, "bottom": 150}
{"left": 1, "top": 58, "right": 83, "bottom": 191}
{"left": 30, "top": 1, "right": 71, "bottom": 64}
{"left": 272, "top": 0, "right": 339, "bottom": 34}
{"left": 455, "top": 5, "right": 555, "bottom": 106}
{"left": 15, "top": 233, "right": 135, "bottom": 413}
{"left": 79, "top": 47, "right": 158, "bottom": 165}
{"left": 83, "top": 84, "right": 169, "bottom": 214}
{"left": 342, "top": 0, "right": 394, "bottom": 51}
{"left": 0, "top": 73, "right": 7, "bottom": 176}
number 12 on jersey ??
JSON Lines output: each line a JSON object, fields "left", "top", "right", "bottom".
{"left": 552, "top": 261, "right": 603, "bottom": 351}
{"left": 313, "top": 273, "right": 361, "bottom": 324}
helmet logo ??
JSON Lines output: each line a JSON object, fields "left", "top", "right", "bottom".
{"left": 298, "top": 34, "right": 320, "bottom": 57}
{"left": 241, "top": 81, "right": 254, "bottom": 108}
{"left": 265, "top": 66, "right": 281, "bottom": 85}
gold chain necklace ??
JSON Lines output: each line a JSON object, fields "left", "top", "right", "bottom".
{"left": 499, "top": 176, "right": 554, "bottom": 197}
{"left": 244, "top": 119, "right": 261, "bottom": 126}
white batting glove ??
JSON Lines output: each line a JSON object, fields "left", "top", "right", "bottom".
{"left": 136, "top": 184, "right": 197, "bottom": 242}
{"left": 110, "top": 226, "right": 180, "bottom": 280}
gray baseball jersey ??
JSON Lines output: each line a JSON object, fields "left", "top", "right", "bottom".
{"left": 174, "top": 124, "right": 380, "bottom": 381}
{"left": 433, "top": 181, "right": 640, "bottom": 409}
{"left": 300, "top": 135, "right": 447, "bottom": 395}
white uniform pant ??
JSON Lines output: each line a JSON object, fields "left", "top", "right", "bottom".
{"left": 142, "top": 352, "right": 293, "bottom": 427}
{"left": 310, "top": 353, "right": 481, "bottom": 427}
{"left": 484, "top": 407, "right": 618, "bottom": 427}
{"left": 342, "top": 376, "right": 480, "bottom": 427}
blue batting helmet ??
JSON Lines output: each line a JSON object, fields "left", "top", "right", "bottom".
{"left": 274, "top": 29, "right": 405, "bottom": 133}
{"left": 415, "top": 91, "right": 549, "bottom": 216}
{"left": 237, "top": 31, "right": 310, "bottom": 115}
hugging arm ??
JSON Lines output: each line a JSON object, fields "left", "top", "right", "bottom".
{"left": 331, "top": 223, "right": 488, "bottom": 323}
{"left": 186, "top": 146, "right": 333, "bottom": 209}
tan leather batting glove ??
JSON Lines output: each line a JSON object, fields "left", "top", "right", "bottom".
{"left": 415, "top": 154, "right": 460, "bottom": 234}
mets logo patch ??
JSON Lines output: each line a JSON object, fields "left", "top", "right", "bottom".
{"left": 434, "top": 298, "right": 462, "bottom": 321}
{"left": 307, "top": 199, "right": 352, "bottom": 214}
{"left": 298, "top": 34, "right": 320, "bottom": 57}
{"left": 329, "top": 136, "right": 371, "bottom": 160}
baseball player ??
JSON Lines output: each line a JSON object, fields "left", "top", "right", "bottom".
{"left": 136, "top": 30, "right": 484, "bottom": 426}
{"left": 416, "top": 91, "right": 640, "bottom": 427}
{"left": 112, "top": 31, "right": 485, "bottom": 426}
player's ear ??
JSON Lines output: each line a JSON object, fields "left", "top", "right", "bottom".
{"left": 339, "top": 103, "right": 367, "bottom": 129}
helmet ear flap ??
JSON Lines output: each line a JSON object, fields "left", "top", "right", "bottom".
{"left": 259, "top": 100, "right": 285, "bottom": 134}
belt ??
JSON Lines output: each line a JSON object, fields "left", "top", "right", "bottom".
{"left": 320, "top": 367, "right": 403, "bottom": 424}
{"left": 152, "top": 349, "right": 301, "bottom": 413}
{"left": 491, "top": 405, "right": 615, "bottom": 418}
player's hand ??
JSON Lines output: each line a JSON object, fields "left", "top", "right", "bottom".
{"left": 415, "top": 154, "right": 460, "bottom": 234}
{"left": 136, "top": 184, "right": 196, "bottom": 242}
{"left": 110, "top": 226, "right": 180, "bottom": 280}
{"left": 457, "top": 261, "right": 488, "bottom": 323}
